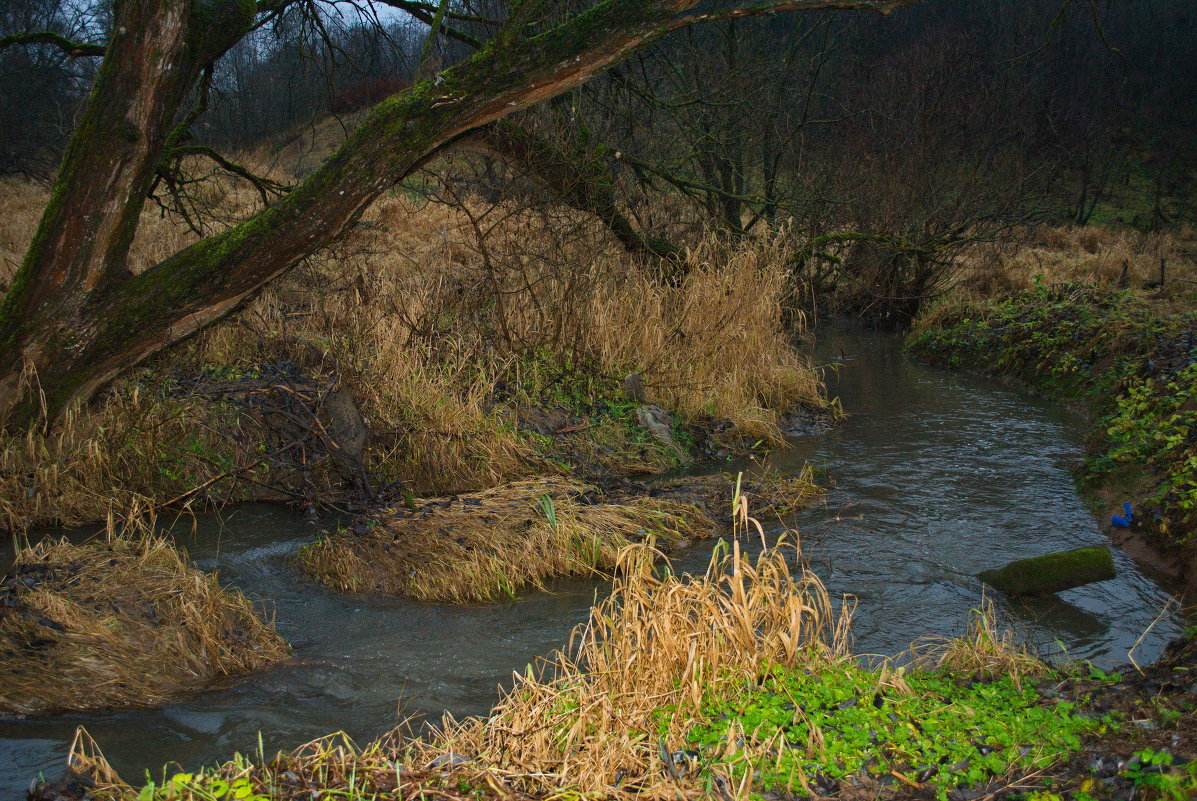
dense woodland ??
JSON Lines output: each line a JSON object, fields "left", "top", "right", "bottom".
{"left": 2, "top": 0, "right": 1195, "bottom": 328}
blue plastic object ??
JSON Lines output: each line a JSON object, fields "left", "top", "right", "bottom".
{"left": 1111, "top": 502, "right": 1134, "bottom": 528}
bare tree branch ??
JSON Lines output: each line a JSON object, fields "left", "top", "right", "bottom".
{"left": 374, "top": 0, "right": 492, "bottom": 48}
{"left": 0, "top": 31, "right": 105, "bottom": 58}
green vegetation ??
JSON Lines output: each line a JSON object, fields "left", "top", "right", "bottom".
{"left": 668, "top": 663, "right": 1109, "bottom": 800}
{"left": 909, "top": 283, "right": 1197, "bottom": 550}
{"left": 1118, "top": 748, "right": 1197, "bottom": 801}
{"left": 496, "top": 350, "right": 691, "bottom": 474}
{"left": 1102, "top": 361, "right": 1197, "bottom": 534}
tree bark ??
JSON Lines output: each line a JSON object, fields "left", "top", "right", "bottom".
{"left": 0, "top": 0, "right": 254, "bottom": 424}
{"left": 0, "top": 0, "right": 908, "bottom": 428}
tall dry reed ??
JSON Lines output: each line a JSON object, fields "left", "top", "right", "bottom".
{"left": 423, "top": 538, "right": 853, "bottom": 797}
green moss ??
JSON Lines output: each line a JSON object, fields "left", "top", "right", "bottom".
{"left": 658, "top": 663, "right": 1109, "bottom": 800}
{"left": 978, "top": 547, "right": 1116, "bottom": 596}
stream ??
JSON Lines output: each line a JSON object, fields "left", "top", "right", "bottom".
{"left": 0, "top": 330, "right": 1185, "bottom": 797}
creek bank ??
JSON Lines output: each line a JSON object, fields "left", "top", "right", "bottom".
{"left": 1, "top": 336, "right": 832, "bottom": 532}
{"left": 908, "top": 283, "right": 1197, "bottom": 587}
{"left": 33, "top": 546, "right": 1195, "bottom": 801}
{"left": 1038, "top": 631, "right": 1197, "bottom": 801}
{"left": 0, "top": 535, "right": 288, "bottom": 717}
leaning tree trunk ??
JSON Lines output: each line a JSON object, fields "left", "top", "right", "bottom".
{"left": 0, "top": 0, "right": 254, "bottom": 425}
{"left": 0, "top": 0, "right": 906, "bottom": 429}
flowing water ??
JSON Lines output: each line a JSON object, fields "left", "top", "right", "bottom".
{"left": 0, "top": 330, "right": 1185, "bottom": 797}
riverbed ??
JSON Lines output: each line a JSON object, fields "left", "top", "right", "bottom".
{"left": 0, "top": 330, "right": 1184, "bottom": 797}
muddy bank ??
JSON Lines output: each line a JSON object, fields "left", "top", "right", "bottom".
{"left": 1034, "top": 632, "right": 1197, "bottom": 801}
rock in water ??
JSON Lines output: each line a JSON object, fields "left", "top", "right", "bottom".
{"left": 978, "top": 547, "right": 1116, "bottom": 596}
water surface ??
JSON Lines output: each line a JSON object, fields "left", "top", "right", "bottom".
{"left": 0, "top": 330, "right": 1183, "bottom": 797}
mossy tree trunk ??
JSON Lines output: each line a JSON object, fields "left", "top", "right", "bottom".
{"left": 0, "top": 0, "right": 907, "bottom": 429}
{"left": 0, "top": 0, "right": 255, "bottom": 424}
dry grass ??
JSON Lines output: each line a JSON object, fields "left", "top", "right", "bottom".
{"left": 651, "top": 465, "right": 825, "bottom": 526}
{"left": 1, "top": 171, "right": 825, "bottom": 525}
{"left": 912, "top": 224, "right": 1197, "bottom": 338}
{"left": 420, "top": 539, "right": 853, "bottom": 798}
{"left": 955, "top": 223, "right": 1196, "bottom": 296}
{"left": 0, "top": 385, "right": 256, "bottom": 532}
{"left": 297, "top": 477, "right": 714, "bottom": 603}
{"left": 909, "top": 598, "right": 1047, "bottom": 685}
{"left": 0, "top": 518, "right": 288, "bottom": 716}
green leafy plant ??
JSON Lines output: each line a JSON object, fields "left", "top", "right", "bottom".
{"left": 1121, "top": 749, "right": 1197, "bottom": 801}
{"left": 665, "top": 662, "right": 1109, "bottom": 800}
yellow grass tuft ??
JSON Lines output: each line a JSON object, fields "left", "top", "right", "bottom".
{"left": 909, "top": 598, "right": 1047, "bottom": 685}
{"left": 0, "top": 521, "right": 288, "bottom": 715}
{"left": 421, "top": 539, "right": 852, "bottom": 797}
{"left": 296, "top": 478, "right": 714, "bottom": 603}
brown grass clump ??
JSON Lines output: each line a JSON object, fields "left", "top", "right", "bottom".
{"left": 651, "top": 465, "right": 824, "bottom": 526}
{"left": 0, "top": 527, "right": 288, "bottom": 716}
{"left": 566, "top": 234, "right": 825, "bottom": 445}
{"left": 954, "top": 223, "right": 1196, "bottom": 295}
{"left": 0, "top": 384, "right": 254, "bottom": 531}
{"left": 296, "top": 478, "right": 714, "bottom": 603}
{"left": 420, "top": 540, "right": 852, "bottom": 798}
{"left": 909, "top": 599, "right": 1047, "bottom": 685}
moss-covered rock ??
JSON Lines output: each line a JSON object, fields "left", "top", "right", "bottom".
{"left": 979, "top": 546, "right": 1116, "bottom": 596}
